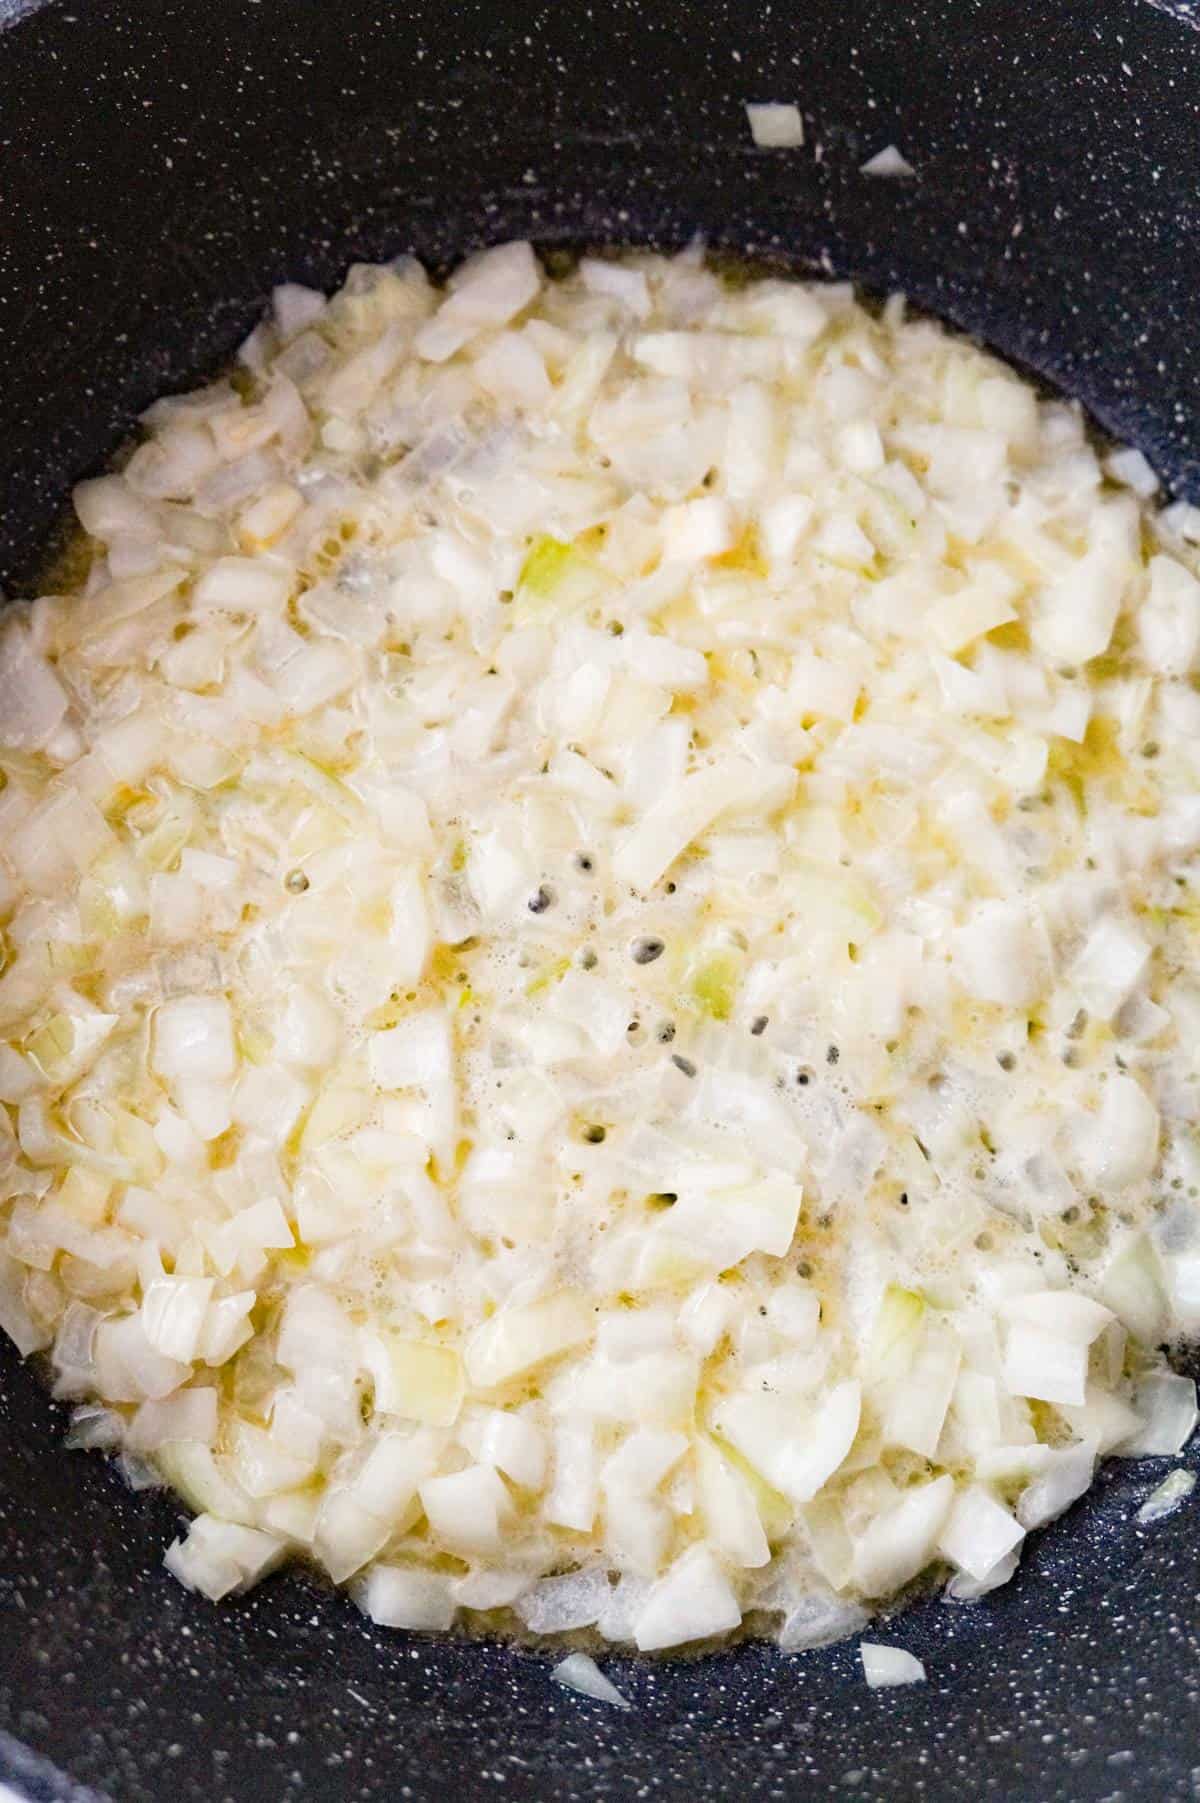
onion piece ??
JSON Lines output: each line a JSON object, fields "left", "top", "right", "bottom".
{"left": 713, "top": 1380, "right": 860, "bottom": 1506}
{"left": 745, "top": 103, "right": 805, "bottom": 149}
{"left": 0, "top": 622, "right": 70, "bottom": 751}
{"left": 634, "top": 1545, "right": 742, "bottom": 1652}
{"left": 777, "top": 1592, "right": 868, "bottom": 1651}
{"left": 419, "top": 1464, "right": 512, "bottom": 1557}
{"left": 1136, "top": 1468, "right": 1195, "bottom": 1524}
{"left": 165, "top": 1515, "right": 286, "bottom": 1602}
{"left": 936, "top": 1485, "right": 1024, "bottom": 1582}
{"left": 354, "top": 1563, "right": 458, "bottom": 1632}
{"left": 1016, "top": 1439, "right": 1098, "bottom": 1532}
{"left": 127, "top": 1386, "right": 218, "bottom": 1452}
{"left": 518, "top": 1566, "right": 613, "bottom": 1635}
{"left": 551, "top": 1652, "right": 631, "bottom": 1711}
{"left": 152, "top": 996, "right": 236, "bottom": 1084}
{"left": 465, "top": 1292, "right": 593, "bottom": 1388}
{"left": 860, "top": 146, "right": 915, "bottom": 178}
{"left": 1118, "top": 1372, "right": 1199, "bottom": 1458}
{"left": 945, "top": 1546, "right": 1020, "bottom": 1602}
{"left": 853, "top": 1476, "right": 955, "bottom": 1598}
{"left": 860, "top": 1643, "right": 926, "bottom": 1687}
{"left": 612, "top": 760, "right": 795, "bottom": 893}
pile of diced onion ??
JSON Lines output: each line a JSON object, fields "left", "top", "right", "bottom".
{"left": 2, "top": 241, "right": 1200, "bottom": 1654}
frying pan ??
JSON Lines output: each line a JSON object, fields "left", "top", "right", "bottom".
{"left": 2, "top": 0, "right": 1200, "bottom": 1796}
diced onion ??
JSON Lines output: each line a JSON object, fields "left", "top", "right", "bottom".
{"left": 354, "top": 1563, "right": 458, "bottom": 1632}
{"left": 634, "top": 1545, "right": 742, "bottom": 1651}
{"left": 1118, "top": 1373, "right": 1199, "bottom": 1458}
{"left": 745, "top": 103, "right": 805, "bottom": 150}
{"left": 860, "top": 146, "right": 915, "bottom": 177}
{"left": 518, "top": 1566, "right": 613, "bottom": 1634}
{"left": 860, "top": 1643, "right": 926, "bottom": 1687}
{"left": 1136, "top": 1468, "right": 1195, "bottom": 1524}
{"left": 165, "top": 1515, "right": 285, "bottom": 1601}
{"left": 551, "top": 1652, "right": 631, "bottom": 1710}
{"left": 2, "top": 241, "right": 1196, "bottom": 1659}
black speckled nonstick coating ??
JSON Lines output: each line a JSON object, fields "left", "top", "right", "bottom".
{"left": 2, "top": 1, "right": 1200, "bottom": 1797}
